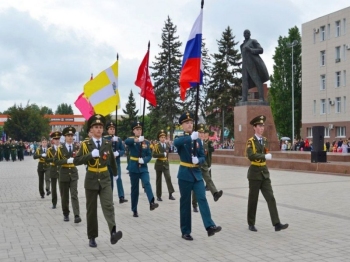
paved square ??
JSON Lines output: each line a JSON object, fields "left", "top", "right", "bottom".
{"left": 0, "top": 156, "right": 350, "bottom": 261}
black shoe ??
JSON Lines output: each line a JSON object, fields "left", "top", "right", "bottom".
{"left": 207, "top": 225, "right": 222, "bottom": 237}
{"left": 46, "top": 191, "right": 51, "bottom": 196}
{"left": 249, "top": 225, "right": 258, "bottom": 232}
{"left": 110, "top": 230, "right": 123, "bottom": 245}
{"left": 150, "top": 202, "right": 159, "bottom": 211}
{"left": 157, "top": 197, "right": 163, "bottom": 201}
{"left": 275, "top": 223, "right": 289, "bottom": 231}
{"left": 52, "top": 205, "right": 56, "bottom": 209}
{"left": 41, "top": 195, "right": 45, "bottom": 199}
{"left": 182, "top": 234, "right": 193, "bottom": 241}
{"left": 64, "top": 215, "right": 69, "bottom": 222}
{"left": 193, "top": 207, "right": 198, "bottom": 213}
{"left": 119, "top": 197, "right": 128, "bottom": 204}
{"left": 133, "top": 211, "right": 139, "bottom": 217}
{"left": 213, "top": 190, "right": 223, "bottom": 202}
{"left": 89, "top": 238, "right": 97, "bottom": 248}
{"left": 74, "top": 215, "right": 82, "bottom": 223}
{"left": 169, "top": 194, "right": 175, "bottom": 200}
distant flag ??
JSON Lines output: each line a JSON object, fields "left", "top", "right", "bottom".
{"left": 179, "top": 6, "right": 203, "bottom": 100}
{"left": 74, "top": 93, "right": 94, "bottom": 120}
{"left": 135, "top": 43, "right": 157, "bottom": 106}
{"left": 84, "top": 61, "right": 120, "bottom": 116}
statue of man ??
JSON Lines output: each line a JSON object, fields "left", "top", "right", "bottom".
{"left": 240, "top": 30, "right": 269, "bottom": 102}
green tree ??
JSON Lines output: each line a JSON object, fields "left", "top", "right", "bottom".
{"left": 269, "top": 26, "right": 301, "bottom": 139}
{"left": 206, "top": 26, "right": 242, "bottom": 141}
{"left": 4, "top": 102, "right": 50, "bottom": 141}
{"left": 148, "top": 16, "right": 183, "bottom": 139}
{"left": 40, "top": 106, "right": 54, "bottom": 115}
{"left": 118, "top": 90, "right": 139, "bottom": 140}
{"left": 55, "top": 103, "right": 74, "bottom": 114}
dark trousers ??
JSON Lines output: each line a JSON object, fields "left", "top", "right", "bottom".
{"left": 38, "top": 170, "right": 45, "bottom": 197}
{"left": 51, "top": 177, "right": 59, "bottom": 206}
{"left": 108, "top": 164, "right": 125, "bottom": 198}
{"left": 85, "top": 185, "right": 116, "bottom": 239}
{"left": 60, "top": 179, "right": 80, "bottom": 217}
{"left": 45, "top": 169, "right": 51, "bottom": 192}
{"left": 156, "top": 169, "right": 174, "bottom": 198}
{"left": 192, "top": 167, "right": 217, "bottom": 207}
{"left": 247, "top": 178, "right": 280, "bottom": 226}
{"left": 129, "top": 171, "right": 154, "bottom": 212}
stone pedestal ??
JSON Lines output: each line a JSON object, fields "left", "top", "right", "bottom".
{"left": 234, "top": 104, "right": 279, "bottom": 156}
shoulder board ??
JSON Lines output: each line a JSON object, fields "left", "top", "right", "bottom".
{"left": 129, "top": 136, "right": 135, "bottom": 139}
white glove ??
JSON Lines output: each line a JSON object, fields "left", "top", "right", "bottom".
{"left": 112, "top": 136, "right": 118, "bottom": 142}
{"left": 191, "top": 132, "right": 198, "bottom": 140}
{"left": 91, "top": 149, "right": 99, "bottom": 158}
{"left": 114, "top": 175, "right": 119, "bottom": 181}
{"left": 138, "top": 157, "right": 144, "bottom": 164}
{"left": 265, "top": 153, "right": 272, "bottom": 160}
{"left": 114, "top": 151, "right": 119, "bottom": 157}
{"left": 138, "top": 136, "right": 144, "bottom": 142}
{"left": 208, "top": 167, "right": 211, "bottom": 171}
{"left": 41, "top": 153, "right": 47, "bottom": 157}
{"left": 192, "top": 156, "right": 199, "bottom": 164}
{"left": 164, "top": 152, "right": 167, "bottom": 157}
{"left": 67, "top": 157, "right": 74, "bottom": 164}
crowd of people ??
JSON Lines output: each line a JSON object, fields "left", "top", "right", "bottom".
{"left": 280, "top": 138, "right": 350, "bottom": 153}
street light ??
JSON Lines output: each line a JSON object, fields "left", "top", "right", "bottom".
{"left": 287, "top": 40, "right": 298, "bottom": 146}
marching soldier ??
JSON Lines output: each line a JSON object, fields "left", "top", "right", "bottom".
{"left": 0, "top": 140, "right": 4, "bottom": 161}
{"left": 54, "top": 127, "right": 81, "bottom": 223}
{"left": 10, "top": 140, "right": 17, "bottom": 162}
{"left": 124, "top": 121, "right": 159, "bottom": 217}
{"left": 246, "top": 115, "right": 288, "bottom": 232}
{"left": 204, "top": 128, "right": 215, "bottom": 178}
{"left": 174, "top": 112, "right": 221, "bottom": 240}
{"left": 4, "top": 141, "right": 10, "bottom": 161}
{"left": 17, "top": 140, "right": 25, "bottom": 161}
{"left": 33, "top": 137, "right": 50, "bottom": 198}
{"left": 104, "top": 121, "right": 128, "bottom": 204}
{"left": 152, "top": 129, "right": 175, "bottom": 201}
{"left": 46, "top": 131, "right": 62, "bottom": 209}
{"left": 74, "top": 114, "right": 123, "bottom": 248}
{"left": 192, "top": 124, "right": 223, "bottom": 212}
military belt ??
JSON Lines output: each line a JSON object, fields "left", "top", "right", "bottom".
{"left": 39, "top": 160, "right": 45, "bottom": 163}
{"left": 251, "top": 162, "right": 266, "bottom": 166}
{"left": 157, "top": 158, "right": 167, "bottom": 161}
{"left": 180, "top": 161, "right": 198, "bottom": 168}
{"left": 88, "top": 166, "right": 108, "bottom": 172}
{"left": 130, "top": 156, "right": 139, "bottom": 161}
{"left": 61, "top": 164, "right": 75, "bottom": 168}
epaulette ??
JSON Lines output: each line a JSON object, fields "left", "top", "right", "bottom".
{"left": 129, "top": 136, "right": 135, "bottom": 138}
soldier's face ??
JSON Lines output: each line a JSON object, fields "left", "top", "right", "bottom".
{"left": 107, "top": 127, "right": 115, "bottom": 136}
{"left": 91, "top": 125, "right": 103, "bottom": 138}
{"left": 182, "top": 121, "right": 193, "bottom": 133}
{"left": 159, "top": 136, "right": 166, "bottom": 143}
{"left": 133, "top": 127, "right": 142, "bottom": 137}
{"left": 52, "top": 138, "right": 60, "bottom": 146}
{"left": 254, "top": 124, "right": 265, "bottom": 137}
{"left": 41, "top": 140, "right": 48, "bottom": 148}
{"left": 204, "top": 133, "right": 209, "bottom": 139}
{"left": 199, "top": 132, "right": 205, "bottom": 140}
{"left": 65, "top": 134, "right": 74, "bottom": 144}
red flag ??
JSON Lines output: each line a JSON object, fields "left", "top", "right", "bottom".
{"left": 74, "top": 93, "right": 94, "bottom": 120}
{"left": 135, "top": 50, "right": 157, "bottom": 106}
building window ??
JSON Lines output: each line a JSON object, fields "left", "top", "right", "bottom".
{"left": 336, "top": 21, "right": 341, "bottom": 37}
{"left": 324, "top": 127, "right": 330, "bottom": 137}
{"left": 313, "top": 100, "right": 316, "bottom": 115}
{"left": 344, "top": 70, "right": 347, "bottom": 86}
{"left": 320, "top": 51, "right": 326, "bottom": 66}
{"left": 336, "top": 71, "right": 341, "bottom": 87}
{"left": 307, "top": 128, "right": 313, "bottom": 137}
{"left": 320, "top": 99, "right": 326, "bottom": 114}
{"left": 320, "top": 26, "right": 325, "bottom": 41}
{"left": 335, "top": 97, "right": 341, "bottom": 113}
{"left": 344, "top": 96, "right": 347, "bottom": 113}
{"left": 343, "top": 18, "right": 346, "bottom": 34}
{"left": 335, "top": 46, "right": 341, "bottom": 62}
{"left": 320, "top": 75, "right": 326, "bottom": 90}
{"left": 343, "top": 45, "right": 347, "bottom": 60}
{"left": 336, "top": 126, "right": 346, "bottom": 137}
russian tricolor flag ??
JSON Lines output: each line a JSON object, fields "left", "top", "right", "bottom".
{"left": 179, "top": 8, "right": 203, "bottom": 101}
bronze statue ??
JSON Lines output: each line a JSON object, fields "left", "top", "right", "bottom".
{"left": 240, "top": 30, "right": 269, "bottom": 102}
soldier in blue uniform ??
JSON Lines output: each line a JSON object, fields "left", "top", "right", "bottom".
{"left": 174, "top": 112, "right": 222, "bottom": 241}
{"left": 104, "top": 121, "right": 128, "bottom": 204}
{"left": 124, "top": 121, "right": 159, "bottom": 217}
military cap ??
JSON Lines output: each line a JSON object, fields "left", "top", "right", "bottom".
{"left": 250, "top": 115, "right": 266, "bottom": 126}
{"left": 204, "top": 128, "right": 210, "bottom": 133}
{"left": 50, "top": 131, "right": 62, "bottom": 139}
{"left": 87, "top": 114, "right": 106, "bottom": 128}
{"left": 131, "top": 121, "right": 143, "bottom": 130}
{"left": 157, "top": 129, "right": 167, "bottom": 138}
{"left": 197, "top": 124, "right": 205, "bottom": 133}
{"left": 179, "top": 112, "right": 194, "bottom": 124}
{"left": 106, "top": 121, "right": 116, "bottom": 130}
{"left": 62, "top": 126, "right": 76, "bottom": 136}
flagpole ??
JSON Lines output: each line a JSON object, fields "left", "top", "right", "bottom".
{"left": 115, "top": 53, "right": 119, "bottom": 133}
{"left": 141, "top": 41, "right": 150, "bottom": 136}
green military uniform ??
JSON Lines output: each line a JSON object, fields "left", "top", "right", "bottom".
{"left": 46, "top": 131, "right": 62, "bottom": 209}
{"left": 152, "top": 130, "right": 175, "bottom": 201}
{"left": 54, "top": 127, "right": 80, "bottom": 222}
{"left": 204, "top": 129, "right": 215, "bottom": 178}
{"left": 17, "top": 141, "right": 25, "bottom": 161}
{"left": 0, "top": 141, "right": 4, "bottom": 161}
{"left": 10, "top": 142, "right": 17, "bottom": 161}
{"left": 74, "top": 114, "right": 122, "bottom": 248}
{"left": 246, "top": 115, "right": 288, "bottom": 232}
{"left": 3, "top": 141, "right": 10, "bottom": 161}
{"left": 192, "top": 124, "right": 222, "bottom": 210}
{"left": 34, "top": 145, "right": 49, "bottom": 198}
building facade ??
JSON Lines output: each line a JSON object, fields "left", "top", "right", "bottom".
{"left": 302, "top": 7, "right": 350, "bottom": 143}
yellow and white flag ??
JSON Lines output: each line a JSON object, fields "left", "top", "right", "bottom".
{"left": 84, "top": 61, "right": 120, "bottom": 116}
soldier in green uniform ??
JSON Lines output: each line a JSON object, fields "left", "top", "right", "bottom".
{"left": 124, "top": 121, "right": 159, "bottom": 217}
{"left": 4, "top": 141, "right": 10, "bottom": 161}
{"left": 204, "top": 129, "right": 214, "bottom": 178}
{"left": 74, "top": 114, "right": 123, "bottom": 248}
{"left": 152, "top": 129, "right": 175, "bottom": 201}
{"left": 54, "top": 127, "right": 81, "bottom": 223}
{"left": 10, "top": 140, "right": 17, "bottom": 161}
{"left": 17, "top": 140, "right": 25, "bottom": 161}
{"left": 174, "top": 112, "right": 222, "bottom": 241}
{"left": 0, "top": 140, "right": 4, "bottom": 161}
{"left": 33, "top": 137, "right": 49, "bottom": 198}
{"left": 104, "top": 121, "right": 128, "bottom": 203}
{"left": 192, "top": 124, "right": 223, "bottom": 212}
{"left": 46, "top": 131, "right": 62, "bottom": 209}
{"left": 246, "top": 115, "right": 288, "bottom": 232}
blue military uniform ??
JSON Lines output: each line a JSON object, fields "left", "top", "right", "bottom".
{"left": 124, "top": 121, "right": 158, "bottom": 217}
{"left": 174, "top": 112, "right": 221, "bottom": 240}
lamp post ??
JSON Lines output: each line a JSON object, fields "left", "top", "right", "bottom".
{"left": 287, "top": 40, "right": 298, "bottom": 146}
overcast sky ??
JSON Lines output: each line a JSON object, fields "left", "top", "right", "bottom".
{"left": 0, "top": 0, "right": 349, "bottom": 115}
